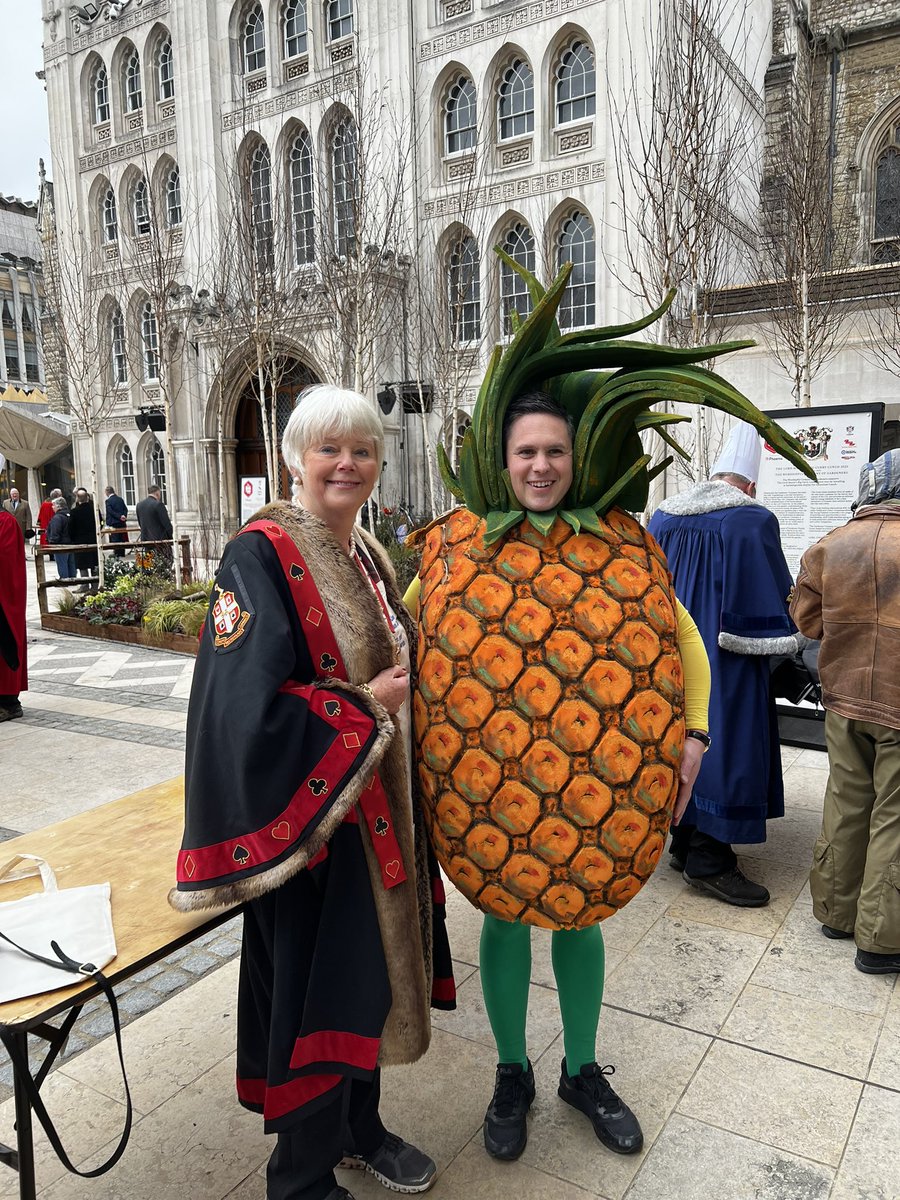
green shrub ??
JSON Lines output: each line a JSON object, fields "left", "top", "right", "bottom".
{"left": 143, "top": 597, "right": 208, "bottom": 638}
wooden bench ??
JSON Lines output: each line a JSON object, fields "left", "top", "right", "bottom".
{"left": 0, "top": 780, "right": 237, "bottom": 1200}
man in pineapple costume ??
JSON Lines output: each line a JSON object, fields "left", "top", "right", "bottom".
{"left": 649, "top": 424, "right": 802, "bottom": 907}
{"left": 413, "top": 258, "right": 814, "bottom": 1162}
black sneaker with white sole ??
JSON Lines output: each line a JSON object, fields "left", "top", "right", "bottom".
{"left": 558, "top": 1061, "right": 643, "bottom": 1155}
{"left": 340, "top": 1132, "right": 436, "bottom": 1194}
{"left": 483, "top": 1060, "right": 535, "bottom": 1161}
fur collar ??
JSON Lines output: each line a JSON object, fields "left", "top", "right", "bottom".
{"left": 655, "top": 479, "right": 760, "bottom": 517}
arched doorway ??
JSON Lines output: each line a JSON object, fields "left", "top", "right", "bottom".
{"left": 234, "top": 357, "right": 320, "bottom": 504}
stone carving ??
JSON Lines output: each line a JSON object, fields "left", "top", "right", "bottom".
{"left": 500, "top": 143, "right": 532, "bottom": 168}
{"left": 557, "top": 126, "right": 592, "bottom": 154}
{"left": 419, "top": 0, "right": 597, "bottom": 60}
{"left": 69, "top": 0, "right": 132, "bottom": 29}
{"left": 425, "top": 159, "right": 604, "bottom": 217}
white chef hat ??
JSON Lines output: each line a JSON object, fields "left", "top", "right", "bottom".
{"left": 711, "top": 422, "right": 762, "bottom": 482}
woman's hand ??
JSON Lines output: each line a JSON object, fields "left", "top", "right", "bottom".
{"left": 672, "top": 736, "right": 705, "bottom": 825}
{"left": 367, "top": 666, "right": 410, "bottom": 715}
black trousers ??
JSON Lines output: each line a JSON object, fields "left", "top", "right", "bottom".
{"left": 266, "top": 1072, "right": 386, "bottom": 1200}
{"left": 670, "top": 824, "right": 737, "bottom": 877}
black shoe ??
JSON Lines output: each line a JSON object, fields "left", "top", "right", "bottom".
{"left": 483, "top": 1060, "right": 535, "bottom": 1161}
{"left": 558, "top": 1060, "right": 643, "bottom": 1154}
{"left": 0, "top": 701, "right": 23, "bottom": 722}
{"left": 669, "top": 851, "right": 686, "bottom": 873}
{"left": 683, "top": 867, "right": 769, "bottom": 907}
{"left": 855, "top": 949, "right": 900, "bottom": 975}
{"left": 340, "top": 1132, "right": 435, "bottom": 1194}
{"left": 822, "top": 924, "right": 854, "bottom": 940}
{"left": 324, "top": 1189, "right": 355, "bottom": 1200}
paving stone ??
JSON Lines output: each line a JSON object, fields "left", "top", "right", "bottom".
{"left": 146, "top": 967, "right": 193, "bottom": 996}
{"left": 179, "top": 949, "right": 223, "bottom": 975}
{"left": 130, "top": 962, "right": 165, "bottom": 983}
{"left": 119, "top": 988, "right": 163, "bottom": 1018}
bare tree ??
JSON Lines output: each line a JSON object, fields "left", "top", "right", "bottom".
{"left": 756, "top": 16, "right": 856, "bottom": 406}
{"left": 860, "top": 261, "right": 900, "bottom": 381}
{"left": 607, "top": 0, "right": 762, "bottom": 480}
{"left": 39, "top": 182, "right": 119, "bottom": 583}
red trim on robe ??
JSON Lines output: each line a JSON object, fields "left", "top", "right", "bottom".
{"left": 0, "top": 512, "right": 27, "bottom": 695}
{"left": 289, "top": 1029, "right": 380, "bottom": 1072}
{"left": 431, "top": 976, "right": 457, "bottom": 1004}
{"left": 176, "top": 685, "right": 375, "bottom": 884}
{"left": 237, "top": 1072, "right": 343, "bottom": 1120}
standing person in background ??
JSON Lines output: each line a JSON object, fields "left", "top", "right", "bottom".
{"left": 0, "top": 509, "right": 27, "bottom": 721}
{"left": 37, "top": 488, "right": 59, "bottom": 548}
{"left": 136, "top": 484, "right": 173, "bottom": 563}
{"left": 649, "top": 423, "right": 802, "bottom": 907}
{"left": 68, "top": 487, "right": 98, "bottom": 587}
{"left": 2, "top": 488, "right": 33, "bottom": 543}
{"left": 47, "top": 496, "right": 75, "bottom": 581}
{"left": 105, "top": 485, "right": 129, "bottom": 557}
{"left": 791, "top": 450, "right": 900, "bottom": 976}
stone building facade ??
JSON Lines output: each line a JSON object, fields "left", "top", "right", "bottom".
{"left": 0, "top": 197, "right": 45, "bottom": 392}
{"left": 38, "top": 0, "right": 899, "bottom": 539}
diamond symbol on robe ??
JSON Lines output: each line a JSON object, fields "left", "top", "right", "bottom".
{"left": 306, "top": 608, "right": 323, "bottom": 627}
{"left": 183, "top": 854, "right": 196, "bottom": 879}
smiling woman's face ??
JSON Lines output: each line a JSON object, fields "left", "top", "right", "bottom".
{"left": 505, "top": 413, "right": 574, "bottom": 512}
{"left": 298, "top": 434, "right": 379, "bottom": 530}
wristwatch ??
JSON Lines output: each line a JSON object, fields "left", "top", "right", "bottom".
{"left": 686, "top": 729, "right": 712, "bottom": 752}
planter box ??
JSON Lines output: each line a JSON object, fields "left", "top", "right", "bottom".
{"left": 41, "top": 613, "right": 199, "bottom": 656}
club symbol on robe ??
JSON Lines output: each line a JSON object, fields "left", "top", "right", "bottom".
{"left": 374, "top": 816, "right": 389, "bottom": 836}
{"left": 233, "top": 844, "right": 251, "bottom": 864}
{"left": 320, "top": 653, "right": 337, "bottom": 672}
{"left": 308, "top": 778, "right": 328, "bottom": 796}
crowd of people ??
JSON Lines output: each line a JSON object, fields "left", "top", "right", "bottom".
{"left": 0, "top": 481, "right": 174, "bottom": 584}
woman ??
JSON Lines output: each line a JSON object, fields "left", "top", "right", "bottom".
{"left": 411, "top": 392, "right": 710, "bottom": 1162}
{"left": 47, "top": 496, "right": 74, "bottom": 581}
{"left": 68, "top": 487, "right": 98, "bottom": 585}
{"left": 171, "top": 386, "right": 451, "bottom": 1200}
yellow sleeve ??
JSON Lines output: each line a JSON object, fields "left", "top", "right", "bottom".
{"left": 403, "top": 575, "right": 421, "bottom": 619}
{"left": 676, "top": 600, "right": 710, "bottom": 732}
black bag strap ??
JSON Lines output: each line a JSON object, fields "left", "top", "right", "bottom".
{"left": 0, "top": 929, "right": 133, "bottom": 1177}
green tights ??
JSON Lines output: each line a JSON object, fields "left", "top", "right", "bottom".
{"left": 479, "top": 913, "right": 605, "bottom": 1077}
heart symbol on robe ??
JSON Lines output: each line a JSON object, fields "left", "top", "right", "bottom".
{"left": 271, "top": 821, "right": 291, "bottom": 841}
{"left": 385, "top": 860, "right": 401, "bottom": 879}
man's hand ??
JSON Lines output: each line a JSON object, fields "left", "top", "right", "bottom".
{"left": 673, "top": 736, "right": 705, "bottom": 825}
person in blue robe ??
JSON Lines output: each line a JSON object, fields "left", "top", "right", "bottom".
{"left": 648, "top": 423, "right": 802, "bottom": 907}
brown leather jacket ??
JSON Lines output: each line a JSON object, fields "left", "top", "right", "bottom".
{"left": 791, "top": 502, "right": 900, "bottom": 730}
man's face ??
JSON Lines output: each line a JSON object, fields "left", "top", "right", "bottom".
{"left": 9, "top": 489, "right": 19, "bottom": 503}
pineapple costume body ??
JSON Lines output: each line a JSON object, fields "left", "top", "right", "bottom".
{"left": 415, "top": 503, "right": 685, "bottom": 929}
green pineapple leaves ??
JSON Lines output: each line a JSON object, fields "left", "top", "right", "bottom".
{"left": 440, "top": 254, "right": 816, "bottom": 544}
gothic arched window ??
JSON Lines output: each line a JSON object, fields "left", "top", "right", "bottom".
{"left": 499, "top": 222, "right": 535, "bottom": 335}
{"left": 283, "top": 0, "right": 308, "bottom": 58}
{"left": 243, "top": 3, "right": 266, "bottom": 73}
{"left": 447, "top": 234, "right": 480, "bottom": 344}
{"left": 92, "top": 63, "right": 110, "bottom": 124}
{"left": 132, "top": 177, "right": 151, "bottom": 235}
{"left": 123, "top": 46, "right": 143, "bottom": 112}
{"left": 111, "top": 305, "right": 128, "bottom": 385}
{"left": 102, "top": 186, "right": 118, "bottom": 243}
{"left": 140, "top": 299, "right": 159, "bottom": 381}
{"left": 119, "top": 443, "right": 136, "bottom": 507}
{"left": 445, "top": 75, "right": 477, "bottom": 154}
{"left": 557, "top": 210, "right": 595, "bottom": 329}
{"left": 873, "top": 125, "right": 900, "bottom": 262}
{"left": 498, "top": 59, "right": 534, "bottom": 141}
{"left": 332, "top": 117, "right": 358, "bottom": 256}
{"left": 555, "top": 40, "right": 595, "bottom": 125}
{"left": 290, "top": 130, "right": 314, "bottom": 265}
{"left": 326, "top": 0, "right": 353, "bottom": 42}
{"left": 148, "top": 438, "right": 167, "bottom": 503}
{"left": 157, "top": 35, "right": 174, "bottom": 100}
{"left": 166, "top": 167, "right": 182, "bottom": 227}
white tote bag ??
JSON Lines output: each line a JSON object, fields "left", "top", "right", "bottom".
{"left": 0, "top": 853, "right": 117, "bottom": 1004}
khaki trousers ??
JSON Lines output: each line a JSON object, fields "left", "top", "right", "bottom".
{"left": 810, "top": 711, "right": 900, "bottom": 953}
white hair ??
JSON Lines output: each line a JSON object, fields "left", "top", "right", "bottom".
{"left": 53, "top": 496, "right": 67, "bottom": 510}
{"left": 281, "top": 385, "right": 384, "bottom": 502}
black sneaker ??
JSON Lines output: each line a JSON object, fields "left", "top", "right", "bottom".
{"left": 0, "top": 701, "right": 23, "bottom": 722}
{"left": 558, "top": 1061, "right": 643, "bottom": 1155}
{"left": 483, "top": 1060, "right": 535, "bottom": 1161}
{"left": 822, "top": 924, "right": 854, "bottom": 940}
{"left": 683, "top": 867, "right": 769, "bottom": 907}
{"left": 340, "top": 1132, "right": 435, "bottom": 1193}
{"left": 855, "top": 949, "right": 900, "bottom": 975}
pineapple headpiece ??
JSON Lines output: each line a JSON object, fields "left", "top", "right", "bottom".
{"left": 439, "top": 252, "right": 816, "bottom": 545}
